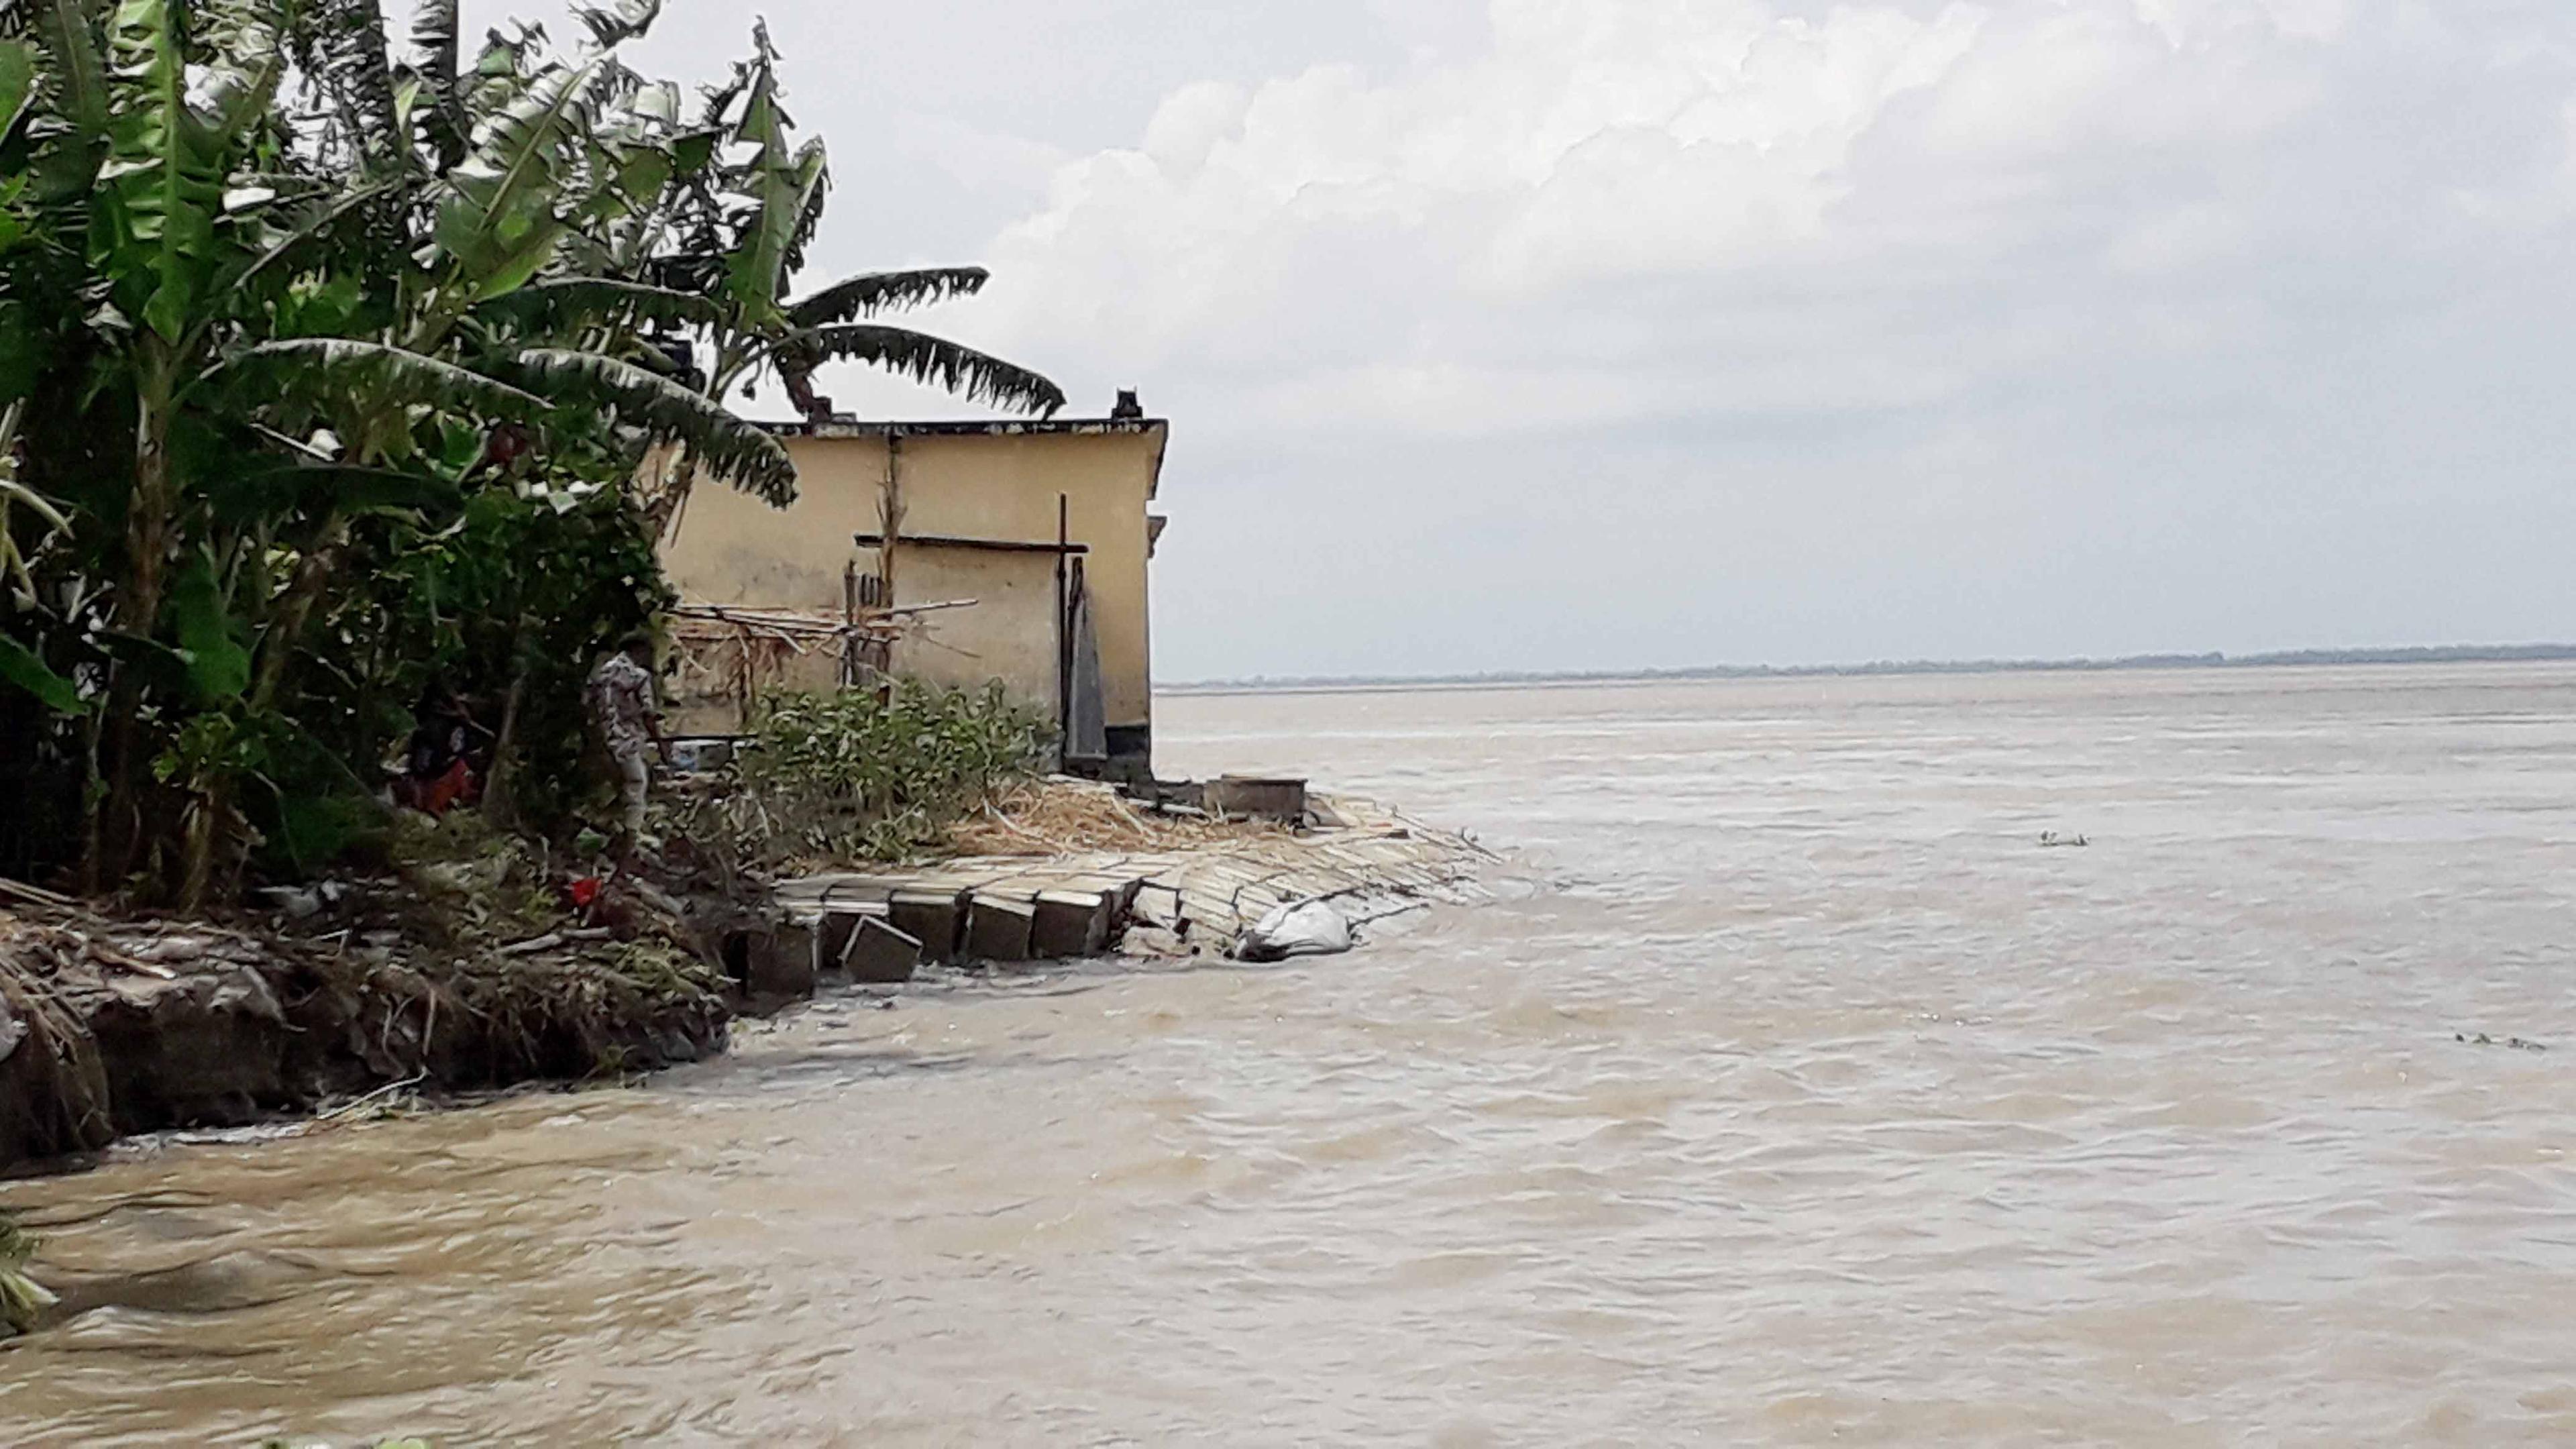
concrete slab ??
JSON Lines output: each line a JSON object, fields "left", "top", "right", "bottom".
{"left": 734, "top": 920, "right": 815, "bottom": 1010}
{"left": 777, "top": 873, "right": 910, "bottom": 903}
{"left": 965, "top": 895, "right": 1037, "bottom": 962}
{"left": 769, "top": 790, "right": 1490, "bottom": 967}
{"left": 812, "top": 906, "right": 883, "bottom": 973}
{"left": 1031, "top": 890, "right": 1115, "bottom": 958}
{"left": 1203, "top": 776, "right": 1307, "bottom": 822}
{"left": 888, "top": 888, "right": 967, "bottom": 963}
{"left": 845, "top": 916, "right": 922, "bottom": 984}
{"left": 770, "top": 916, "right": 816, "bottom": 983}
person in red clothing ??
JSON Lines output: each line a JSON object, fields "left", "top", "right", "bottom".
{"left": 394, "top": 684, "right": 488, "bottom": 816}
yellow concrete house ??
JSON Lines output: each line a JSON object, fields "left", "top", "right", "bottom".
{"left": 658, "top": 400, "right": 1170, "bottom": 779}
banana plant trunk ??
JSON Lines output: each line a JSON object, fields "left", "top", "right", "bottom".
{"left": 91, "top": 350, "right": 181, "bottom": 894}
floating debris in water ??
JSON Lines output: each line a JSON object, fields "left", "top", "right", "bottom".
{"left": 2456, "top": 1032, "right": 2548, "bottom": 1052}
{"left": 2039, "top": 831, "right": 2090, "bottom": 848}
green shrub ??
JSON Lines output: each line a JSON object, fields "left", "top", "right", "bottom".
{"left": 675, "top": 680, "right": 1048, "bottom": 869}
{"left": 0, "top": 1211, "right": 54, "bottom": 1336}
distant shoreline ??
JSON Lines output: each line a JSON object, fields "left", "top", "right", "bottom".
{"left": 1163, "top": 643, "right": 2576, "bottom": 697}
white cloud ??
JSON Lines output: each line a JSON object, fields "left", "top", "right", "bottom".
{"left": 806, "top": 0, "right": 2576, "bottom": 675}
{"left": 968, "top": 0, "right": 2532, "bottom": 430}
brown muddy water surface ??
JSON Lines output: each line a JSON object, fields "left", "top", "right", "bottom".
{"left": 7, "top": 663, "right": 2576, "bottom": 1445}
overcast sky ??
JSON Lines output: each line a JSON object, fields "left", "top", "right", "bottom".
{"left": 528, "top": 0, "right": 2576, "bottom": 680}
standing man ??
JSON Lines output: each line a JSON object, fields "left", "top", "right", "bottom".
{"left": 587, "top": 631, "right": 668, "bottom": 849}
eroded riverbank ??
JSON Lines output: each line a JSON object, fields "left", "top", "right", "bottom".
{"left": 0, "top": 788, "right": 1489, "bottom": 1179}
{"left": 0, "top": 894, "right": 731, "bottom": 1169}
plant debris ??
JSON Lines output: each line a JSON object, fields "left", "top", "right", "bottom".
{"left": 2455, "top": 1032, "right": 2548, "bottom": 1052}
{"left": 947, "top": 778, "right": 1292, "bottom": 857}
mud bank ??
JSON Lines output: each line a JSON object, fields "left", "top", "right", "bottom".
{"left": 0, "top": 792, "right": 1492, "bottom": 1175}
{"left": 0, "top": 900, "right": 733, "bottom": 1172}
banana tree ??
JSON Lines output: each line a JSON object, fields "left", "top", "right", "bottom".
{"left": 229, "top": 0, "right": 791, "bottom": 730}
{"left": 0, "top": 0, "right": 800, "bottom": 902}
{"left": 625, "top": 25, "right": 1065, "bottom": 531}
{"left": 0, "top": 402, "right": 76, "bottom": 714}
{"left": 0, "top": 0, "right": 311, "bottom": 890}
{"left": 0, "top": 0, "right": 1073, "bottom": 904}
{"left": 181, "top": 0, "right": 814, "bottom": 904}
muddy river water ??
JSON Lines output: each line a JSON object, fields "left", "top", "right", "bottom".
{"left": 6, "top": 664, "right": 2576, "bottom": 1445}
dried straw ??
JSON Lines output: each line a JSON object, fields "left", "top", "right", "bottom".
{"left": 0, "top": 910, "right": 121, "bottom": 1157}
{"left": 947, "top": 779, "right": 1291, "bottom": 857}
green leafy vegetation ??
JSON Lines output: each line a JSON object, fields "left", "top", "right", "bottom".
{"left": 0, "top": 0, "right": 1059, "bottom": 906}
{"left": 0, "top": 1210, "right": 55, "bottom": 1334}
{"left": 671, "top": 681, "right": 1049, "bottom": 868}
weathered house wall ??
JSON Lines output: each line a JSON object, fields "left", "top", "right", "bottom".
{"left": 873, "top": 543, "right": 1064, "bottom": 714}
{"left": 657, "top": 418, "right": 1167, "bottom": 764}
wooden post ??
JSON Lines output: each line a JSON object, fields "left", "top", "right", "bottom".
{"left": 877, "top": 433, "right": 904, "bottom": 607}
{"left": 841, "top": 559, "right": 859, "bottom": 689}
{"left": 1055, "top": 492, "right": 1071, "bottom": 757}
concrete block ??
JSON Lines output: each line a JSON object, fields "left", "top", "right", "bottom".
{"left": 1030, "top": 890, "right": 1114, "bottom": 958}
{"left": 888, "top": 888, "right": 967, "bottom": 963}
{"left": 812, "top": 909, "right": 865, "bottom": 973}
{"left": 1203, "top": 775, "right": 1308, "bottom": 822}
{"left": 965, "top": 895, "right": 1037, "bottom": 963}
{"left": 731, "top": 922, "right": 814, "bottom": 1010}
{"left": 770, "top": 916, "right": 816, "bottom": 979}
{"left": 809, "top": 904, "right": 895, "bottom": 974}
{"left": 843, "top": 916, "right": 922, "bottom": 984}
{"left": 755, "top": 941, "right": 817, "bottom": 1005}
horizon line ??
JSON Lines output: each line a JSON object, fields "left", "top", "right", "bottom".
{"left": 1161, "top": 641, "right": 2576, "bottom": 696}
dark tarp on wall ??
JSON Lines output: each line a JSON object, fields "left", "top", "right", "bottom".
{"left": 1063, "top": 565, "right": 1107, "bottom": 764}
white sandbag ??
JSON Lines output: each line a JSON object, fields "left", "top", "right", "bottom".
{"left": 1234, "top": 898, "right": 1354, "bottom": 963}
